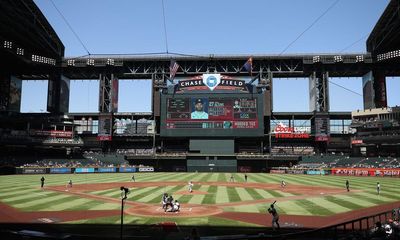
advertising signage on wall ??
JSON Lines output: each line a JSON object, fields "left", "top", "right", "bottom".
{"left": 176, "top": 74, "right": 248, "bottom": 92}
{"left": 273, "top": 123, "right": 310, "bottom": 139}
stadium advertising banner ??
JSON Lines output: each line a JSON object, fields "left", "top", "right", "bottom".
{"left": 138, "top": 167, "right": 154, "bottom": 172}
{"left": 176, "top": 74, "right": 247, "bottom": 92}
{"left": 161, "top": 93, "right": 264, "bottom": 137}
{"left": 273, "top": 123, "right": 310, "bottom": 139}
{"left": 75, "top": 168, "right": 95, "bottom": 173}
{"left": 22, "top": 168, "right": 46, "bottom": 174}
{"left": 96, "top": 167, "right": 116, "bottom": 173}
{"left": 362, "top": 71, "right": 375, "bottom": 109}
{"left": 50, "top": 168, "right": 71, "bottom": 174}
{"left": 97, "top": 114, "right": 112, "bottom": 141}
{"left": 30, "top": 130, "right": 73, "bottom": 138}
{"left": 332, "top": 168, "right": 400, "bottom": 177}
{"left": 119, "top": 167, "right": 137, "bottom": 172}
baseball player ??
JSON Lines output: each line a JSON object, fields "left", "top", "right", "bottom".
{"left": 188, "top": 181, "right": 194, "bottom": 193}
{"left": 173, "top": 200, "right": 180, "bottom": 212}
{"left": 131, "top": 174, "right": 135, "bottom": 182}
{"left": 268, "top": 201, "right": 280, "bottom": 230}
{"left": 281, "top": 180, "right": 286, "bottom": 188}
{"left": 161, "top": 193, "right": 168, "bottom": 210}
{"left": 40, "top": 176, "right": 45, "bottom": 189}
{"left": 377, "top": 182, "right": 381, "bottom": 195}
{"left": 244, "top": 173, "right": 248, "bottom": 182}
{"left": 346, "top": 180, "right": 350, "bottom": 192}
{"left": 230, "top": 174, "right": 235, "bottom": 182}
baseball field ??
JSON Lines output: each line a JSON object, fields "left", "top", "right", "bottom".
{"left": 0, "top": 172, "right": 399, "bottom": 231}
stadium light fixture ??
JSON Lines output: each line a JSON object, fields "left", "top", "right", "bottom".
{"left": 312, "top": 56, "right": 320, "bottom": 63}
{"left": 87, "top": 58, "right": 95, "bottom": 66}
{"left": 16, "top": 48, "right": 24, "bottom": 55}
{"left": 334, "top": 55, "right": 343, "bottom": 63}
{"left": 107, "top": 58, "right": 115, "bottom": 66}
{"left": 67, "top": 59, "right": 75, "bottom": 66}
{"left": 356, "top": 55, "right": 364, "bottom": 62}
{"left": 3, "top": 40, "right": 12, "bottom": 49}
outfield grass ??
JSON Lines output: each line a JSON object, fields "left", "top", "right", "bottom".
{"left": 0, "top": 173, "right": 399, "bottom": 226}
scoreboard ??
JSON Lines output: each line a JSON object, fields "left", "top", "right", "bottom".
{"left": 160, "top": 93, "right": 264, "bottom": 137}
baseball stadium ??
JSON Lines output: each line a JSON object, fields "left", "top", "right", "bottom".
{"left": 1, "top": 0, "right": 400, "bottom": 239}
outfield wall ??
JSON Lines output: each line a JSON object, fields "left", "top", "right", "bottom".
{"left": 16, "top": 166, "right": 154, "bottom": 174}
{"left": 271, "top": 167, "right": 400, "bottom": 177}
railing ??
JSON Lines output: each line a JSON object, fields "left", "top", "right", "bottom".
{"left": 280, "top": 208, "right": 398, "bottom": 239}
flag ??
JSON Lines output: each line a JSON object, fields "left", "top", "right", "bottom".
{"left": 169, "top": 60, "right": 180, "bottom": 80}
{"left": 242, "top": 57, "right": 253, "bottom": 74}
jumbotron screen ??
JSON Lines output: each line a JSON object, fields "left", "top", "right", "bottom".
{"left": 160, "top": 94, "right": 264, "bottom": 137}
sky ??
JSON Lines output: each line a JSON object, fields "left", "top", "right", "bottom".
{"left": 21, "top": 0, "right": 399, "bottom": 113}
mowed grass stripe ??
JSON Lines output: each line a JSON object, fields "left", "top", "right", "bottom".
{"left": 176, "top": 193, "right": 194, "bottom": 204}
{"left": 189, "top": 185, "right": 210, "bottom": 204}
{"left": 1, "top": 190, "right": 55, "bottom": 202}
{"left": 218, "top": 173, "right": 227, "bottom": 182}
{"left": 235, "top": 187, "right": 254, "bottom": 201}
{"left": 2, "top": 192, "right": 59, "bottom": 205}
{"left": 254, "top": 189, "right": 275, "bottom": 199}
{"left": 20, "top": 195, "right": 79, "bottom": 211}
{"left": 227, "top": 204, "right": 260, "bottom": 213}
{"left": 275, "top": 201, "right": 313, "bottom": 216}
{"left": 226, "top": 187, "right": 241, "bottom": 202}
{"left": 190, "top": 173, "right": 208, "bottom": 182}
{"left": 216, "top": 186, "right": 230, "bottom": 204}
{"left": 130, "top": 186, "right": 164, "bottom": 202}
{"left": 295, "top": 199, "right": 335, "bottom": 216}
{"left": 90, "top": 188, "right": 122, "bottom": 196}
{"left": 350, "top": 193, "right": 392, "bottom": 204}
{"left": 13, "top": 194, "right": 75, "bottom": 208}
{"left": 333, "top": 194, "right": 376, "bottom": 207}
{"left": 324, "top": 196, "right": 365, "bottom": 210}
{"left": 306, "top": 197, "right": 350, "bottom": 213}
{"left": 195, "top": 173, "right": 213, "bottom": 183}
{"left": 44, "top": 198, "right": 94, "bottom": 211}
{"left": 244, "top": 188, "right": 264, "bottom": 200}
{"left": 361, "top": 190, "right": 400, "bottom": 200}
{"left": 202, "top": 185, "right": 217, "bottom": 204}
{"left": 247, "top": 173, "right": 278, "bottom": 184}
{"left": 89, "top": 202, "right": 120, "bottom": 210}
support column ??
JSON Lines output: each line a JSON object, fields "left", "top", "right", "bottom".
{"left": 260, "top": 71, "right": 273, "bottom": 116}
{"left": 309, "top": 71, "right": 329, "bottom": 112}
{"left": 151, "top": 73, "right": 166, "bottom": 117}
{"left": 98, "top": 73, "right": 118, "bottom": 113}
